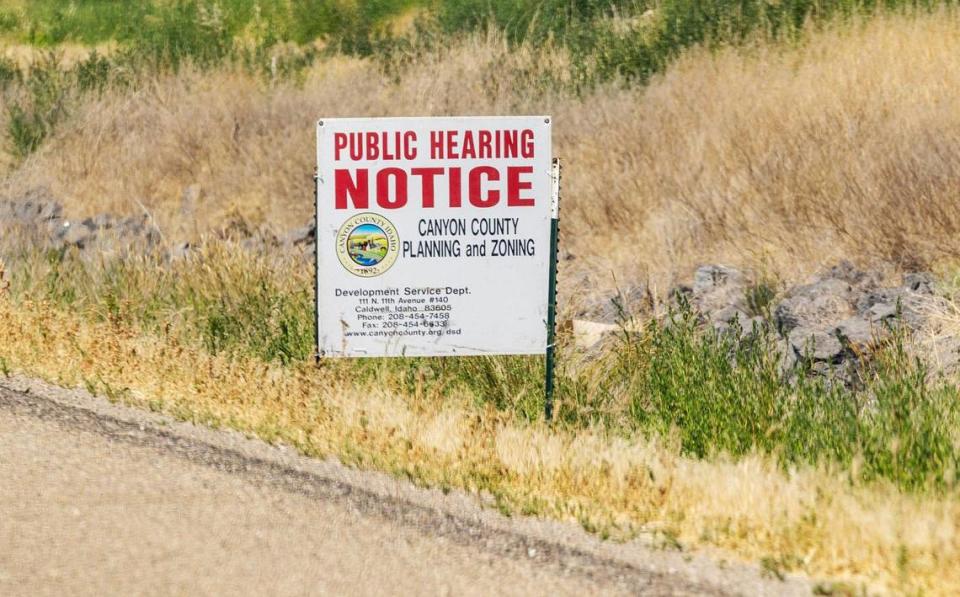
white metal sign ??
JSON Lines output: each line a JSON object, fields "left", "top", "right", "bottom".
{"left": 316, "top": 116, "right": 553, "bottom": 357}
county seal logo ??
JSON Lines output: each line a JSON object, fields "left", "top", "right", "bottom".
{"left": 335, "top": 212, "right": 400, "bottom": 277}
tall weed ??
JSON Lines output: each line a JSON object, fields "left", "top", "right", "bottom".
{"left": 3, "top": 51, "right": 116, "bottom": 160}
{"left": 5, "top": 54, "right": 70, "bottom": 160}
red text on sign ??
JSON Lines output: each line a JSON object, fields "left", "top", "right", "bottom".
{"left": 334, "top": 166, "right": 535, "bottom": 209}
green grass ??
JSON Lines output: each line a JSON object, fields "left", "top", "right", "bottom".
{"left": 0, "top": 0, "right": 421, "bottom": 46}
{"left": 3, "top": 1, "right": 955, "bottom": 73}
{"left": 9, "top": 245, "right": 960, "bottom": 492}
{"left": 2, "top": 50, "right": 112, "bottom": 159}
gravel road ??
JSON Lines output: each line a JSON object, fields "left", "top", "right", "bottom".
{"left": 0, "top": 378, "right": 812, "bottom": 596}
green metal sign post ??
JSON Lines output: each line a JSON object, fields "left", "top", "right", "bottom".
{"left": 545, "top": 158, "right": 561, "bottom": 421}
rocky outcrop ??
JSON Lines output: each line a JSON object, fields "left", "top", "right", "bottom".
{"left": 688, "top": 261, "right": 952, "bottom": 381}
{"left": 687, "top": 264, "right": 764, "bottom": 334}
{"left": 0, "top": 192, "right": 305, "bottom": 260}
{"left": 573, "top": 261, "right": 955, "bottom": 383}
{"left": 3, "top": 194, "right": 957, "bottom": 383}
{"left": 0, "top": 193, "right": 161, "bottom": 256}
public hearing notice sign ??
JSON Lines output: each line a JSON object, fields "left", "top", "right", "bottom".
{"left": 316, "top": 116, "right": 554, "bottom": 357}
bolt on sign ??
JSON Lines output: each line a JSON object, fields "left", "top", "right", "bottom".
{"left": 316, "top": 116, "right": 555, "bottom": 357}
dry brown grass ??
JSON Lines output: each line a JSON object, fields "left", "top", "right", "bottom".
{"left": 2, "top": 293, "right": 959, "bottom": 594}
{"left": 3, "top": 13, "right": 960, "bottom": 297}
{"left": 0, "top": 36, "right": 569, "bottom": 242}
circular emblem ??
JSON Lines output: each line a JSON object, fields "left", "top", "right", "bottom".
{"left": 336, "top": 212, "right": 400, "bottom": 277}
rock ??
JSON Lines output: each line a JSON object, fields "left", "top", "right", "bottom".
{"left": 709, "top": 306, "right": 759, "bottom": 335}
{"left": 283, "top": 223, "right": 316, "bottom": 246}
{"left": 0, "top": 187, "right": 61, "bottom": 221}
{"left": 0, "top": 193, "right": 165, "bottom": 256}
{"left": 768, "top": 263, "right": 942, "bottom": 382}
{"left": 612, "top": 286, "right": 650, "bottom": 319}
{"left": 578, "top": 285, "right": 648, "bottom": 324}
{"left": 665, "top": 261, "right": 939, "bottom": 385}
{"left": 833, "top": 317, "right": 877, "bottom": 350}
{"left": 117, "top": 214, "right": 145, "bottom": 237}
{"left": 903, "top": 272, "right": 935, "bottom": 295}
{"left": 0, "top": 191, "right": 67, "bottom": 248}
{"left": 669, "top": 283, "right": 693, "bottom": 304}
{"left": 863, "top": 301, "right": 898, "bottom": 323}
{"left": 59, "top": 221, "right": 96, "bottom": 249}
{"left": 929, "top": 336, "right": 960, "bottom": 377}
{"left": 124, "top": 215, "right": 160, "bottom": 243}
{"left": 855, "top": 287, "right": 900, "bottom": 314}
{"left": 86, "top": 213, "right": 114, "bottom": 230}
{"left": 773, "top": 277, "right": 854, "bottom": 334}
{"left": 776, "top": 337, "right": 798, "bottom": 376}
{"left": 576, "top": 297, "right": 618, "bottom": 325}
{"left": 714, "top": 313, "right": 767, "bottom": 339}
{"left": 746, "top": 315, "right": 766, "bottom": 332}
{"left": 692, "top": 264, "right": 744, "bottom": 295}
{"left": 788, "top": 327, "right": 844, "bottom": 362}
{"left": 691, "top": 265, "right": 747, "bottom": 315}
{"left": 571, "top": 319, "right": 619, "bottom": 349}
{"left": 819, "top": 260, "right": 880, "bottom": 290}
{"left": 0, "top": 199, "right": 62, "bottom": 224}
{"left": 711, "top": 305, "right": 749, "bottom": 325}
{"left": 855, "top": 287, "right": 926, "bottom": 328}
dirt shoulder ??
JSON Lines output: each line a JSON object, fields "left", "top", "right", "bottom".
{"left": 0, "top": 376, "right": 811, "bottom": 596}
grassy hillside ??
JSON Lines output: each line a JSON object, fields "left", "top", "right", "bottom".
{"left": 3, "top": 11, "right": 959, "bottom": 285}
{"left": 0, "top": 0, "right": 951, "bottom": 170}
{"left": 3, "top": 2, "right": 960, "bottom": 594}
